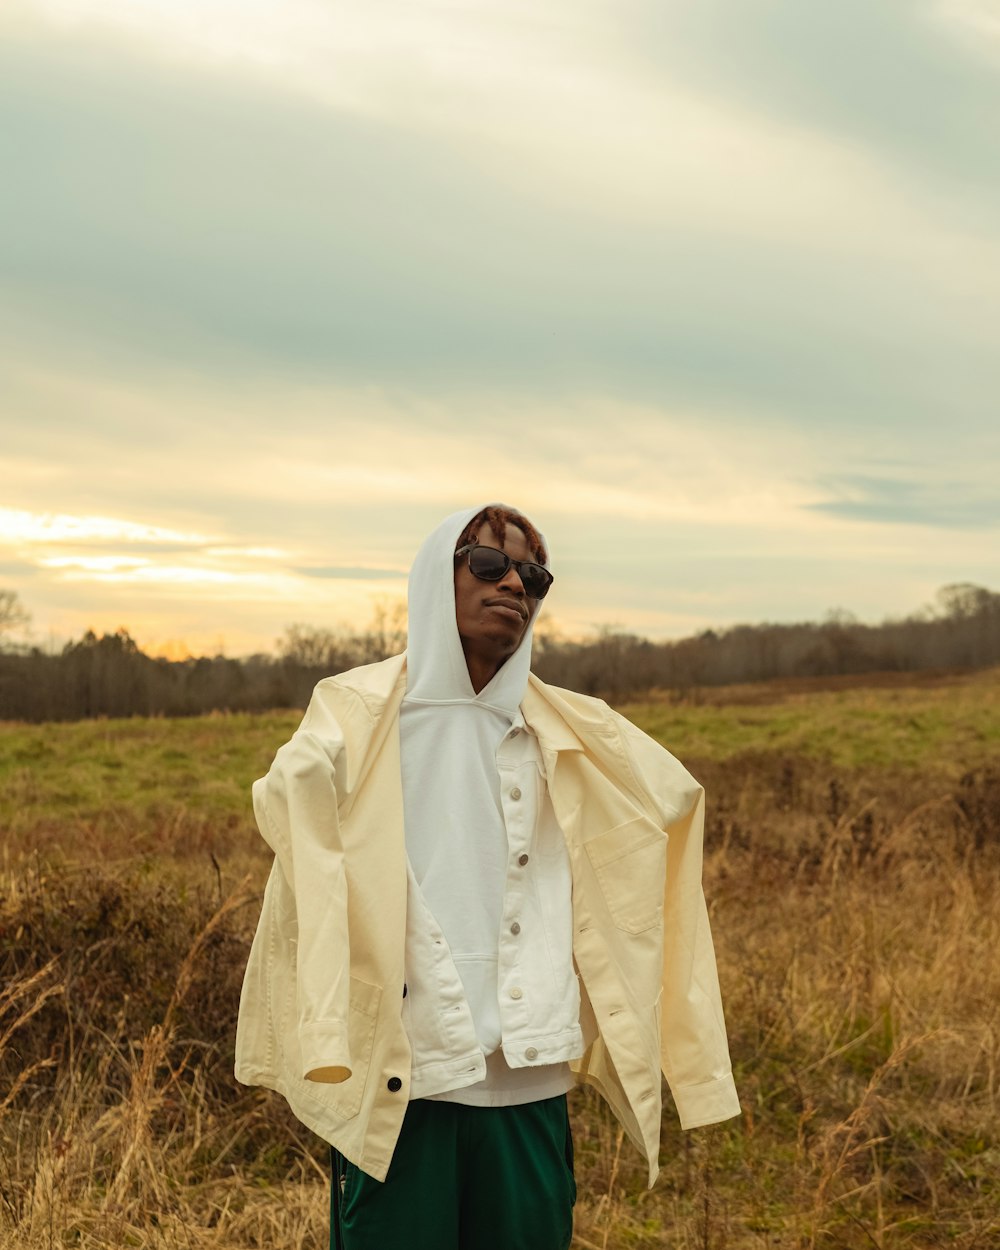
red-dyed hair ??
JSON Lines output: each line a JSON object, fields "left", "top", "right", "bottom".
{"left": 455, "top": 506, "right": 547, "bottom": 565}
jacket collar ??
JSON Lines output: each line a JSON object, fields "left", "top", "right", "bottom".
{"left": 522, "top": 676, "right": 595, "bottom": 753}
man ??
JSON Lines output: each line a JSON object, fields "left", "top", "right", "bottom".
{"left": 236, "top": 503, "right": 740, "bottom": 1250}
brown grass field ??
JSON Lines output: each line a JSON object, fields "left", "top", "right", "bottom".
{"left": 2, "top": 668, "right": 999, "bottom": 1248}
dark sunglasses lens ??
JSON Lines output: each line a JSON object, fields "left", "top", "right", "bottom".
{"left": 468, "top": 547, "right": 509, "bottom": 580}
{"left": 467, "top": 546, "right": 552, "bottom": 598}
{"left": 520, "top": 564, "right": 552, "bottom": 599}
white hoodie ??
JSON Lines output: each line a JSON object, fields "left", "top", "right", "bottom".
{"left": 400, "top": 505, "right": 580, "bottom": 1102}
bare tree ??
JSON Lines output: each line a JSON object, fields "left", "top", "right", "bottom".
{"left": 277, "top": 623, "right": 355, "bottom": 670}
{"left": 360, "top": 596, "right": 407, "bottom": 663}
{"left": 936, "top": 583, "right": 995, "bottom": 620}
{"left": 0, "top": 589, "right": 31, "bottom": 652}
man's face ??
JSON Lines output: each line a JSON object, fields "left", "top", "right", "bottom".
{"left": 454, "top": 521, "right": 537, "bottom": 674}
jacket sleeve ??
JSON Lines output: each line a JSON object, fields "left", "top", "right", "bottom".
{"left": 617, "top": 718, "right": 741, "bottom": 1129}
{"left": 251, "top": 686, "right": 355, "bottom": 1085}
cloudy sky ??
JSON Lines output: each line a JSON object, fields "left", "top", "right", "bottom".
{"left": 2, "top": 0, "right": 998, "bottom": 658}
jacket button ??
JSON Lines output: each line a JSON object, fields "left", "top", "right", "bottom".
{"left": 510, "top": 922, "right": 521, "bottom": 935}
{"left": 525, "top": 1047, "right": 538, "bottom": 1061}
{"left": 387, "top": 1076, "right": 402, "bottom": 1092}
{"left": 518, "top": 853, "right": 529, "bottom": 866}
{"left": 510, "top": 786, "right": 522, "bottom": 800}
{"left": 510, "top": 987, "right": 523, "bottom": 1000}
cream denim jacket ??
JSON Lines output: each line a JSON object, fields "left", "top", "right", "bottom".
{"left": 235, "top": 655, "right": 740, "bottom": 1184}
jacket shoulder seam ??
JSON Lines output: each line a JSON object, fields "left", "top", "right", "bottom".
{"left": 312, "top": 676, "right": 379, "bottom": 723}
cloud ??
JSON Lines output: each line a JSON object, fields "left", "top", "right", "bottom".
{"left": 2, "top": 12, "right": 999, "bottom": 443}
{"left": 18, "top": 0, "right": 998, "bottom": 213}
{"left": 938, "top": 0, "right": 1000, "bottom": 48}
{"left": 1, "top": 360, "right": 826, "bottom": 535}
{"left": 2, "top": 2, "right": 998, "bottom": 652}
{"left": 0, "top": 559, "right": 43, "bottom": 580}
{"left": 295, "top": 566, "right": 406, "bottom": 580}
{"left": 3, "top": 359, "right": 996, "bottom": 550}
{"left": 626, "top": 0, "right": 1000, "bottom": 202}
{"left": 809, "top": 474, "right": 1000, "bottom": 528}
{"left": 0, "top": 508, "right": 214, "bottom": 547}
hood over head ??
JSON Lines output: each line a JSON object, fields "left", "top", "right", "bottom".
{"left": 404, "top": 503, "right": 547, "bottom": 717}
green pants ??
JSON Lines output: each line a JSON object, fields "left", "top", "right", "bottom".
{"left": 330, "top": 1095, "right": 576, "bottom": 1250}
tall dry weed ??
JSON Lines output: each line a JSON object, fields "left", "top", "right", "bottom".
{"left": 2, "top": 731, "right": 999, "bottom": 1248}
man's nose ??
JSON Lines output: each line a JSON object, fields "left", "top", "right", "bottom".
{"left": 497, "top": 565, "right": 527, "bottom": 596}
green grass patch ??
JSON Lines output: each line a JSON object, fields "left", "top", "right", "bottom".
{"left": 0, "top": 710, "right": 301, "bottom": 838}
{"left": 620, "top": 670, "right": 1000, "bottom": 773}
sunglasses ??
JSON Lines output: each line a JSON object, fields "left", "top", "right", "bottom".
{"left": 454, "top": 543, "right": 554, "bottom": 600}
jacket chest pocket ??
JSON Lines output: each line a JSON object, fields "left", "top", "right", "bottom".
{"left": 584, "top": 817, "right": 666, "bottom": 934}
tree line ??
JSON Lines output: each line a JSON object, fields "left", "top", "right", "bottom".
{"left": 0, "top": 583, "right": 998, "bottom": 722}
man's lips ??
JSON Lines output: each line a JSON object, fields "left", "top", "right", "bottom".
{"left": 484, "top": 597, "right": 528, "bottom": 621}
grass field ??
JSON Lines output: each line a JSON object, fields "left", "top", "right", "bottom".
{"left": 2, "top": 668, "right": 999, "bottom": 1248}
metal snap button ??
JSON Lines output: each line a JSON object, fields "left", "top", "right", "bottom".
{"left": 518, "top": 853, "right": 529, "bottom": 866}
{"left": 510, "top": 786, "right": 522, "bottom": 801}
{"left": 525, "top": 1047, "right": 538, "bottom": 1061}
{"left": 510, "top": 921, "right": 521, "bottom": 935}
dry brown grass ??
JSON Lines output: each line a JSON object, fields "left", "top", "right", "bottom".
{"left": 2, "top": 692, "right": 999, "bottom": 1248}
{"left": 566, "top": 754, "right": 1000, "bottom": 1249}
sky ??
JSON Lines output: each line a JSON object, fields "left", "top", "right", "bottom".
{"left": 2, "top": 0, "right": 999, "bottom": 658}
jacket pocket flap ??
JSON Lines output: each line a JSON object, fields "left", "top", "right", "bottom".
{"left": 584, "top": 818, "right": 666, "bottom": 934}
{"left": 585, "top": 817, "right": 664, "bottom": 869}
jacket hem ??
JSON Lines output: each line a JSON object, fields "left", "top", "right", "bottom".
{"left": 409, "top": 1051, "right": 488, "bottom": 1099}
{"left": 234, "top": 1065, "right": 394, "bottom": 1182}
